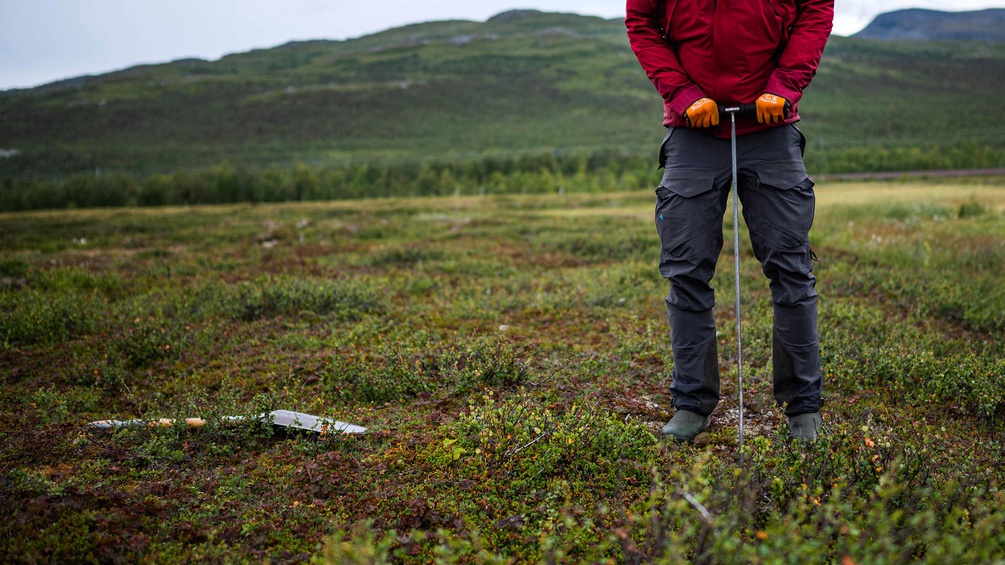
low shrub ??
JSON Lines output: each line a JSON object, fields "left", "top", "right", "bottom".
{"left": 0, "top": 290, "right": 102, "bottom": 345}
{"left": 323, "top": 336, "right": 529, "bottom": 404}
{"left": 228, "top": 277, "right": 386, "bottom": 322}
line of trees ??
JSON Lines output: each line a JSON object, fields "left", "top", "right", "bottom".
{"left": 1, "top": 143, "right": 1002, "bottom": 212}
{"left": 0, "top": 151, "right": 653, "bottom": 212}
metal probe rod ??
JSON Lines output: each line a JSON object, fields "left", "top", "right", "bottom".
{"left": 730, "top": 110, "right": 745, "bottom": 469}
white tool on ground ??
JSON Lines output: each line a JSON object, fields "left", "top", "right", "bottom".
{"left": 89, "top": 409, "right": 366, "bottom": 435}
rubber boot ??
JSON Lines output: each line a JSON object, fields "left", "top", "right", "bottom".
{"left": 661, "top": 410, "right": 712, "bottom": 442}
{"left": 788, "top": 412, "right": 822, "bottom": 442}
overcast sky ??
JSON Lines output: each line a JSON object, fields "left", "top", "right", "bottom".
{"left": 2, "top": 0, "right": 1003, "bottom": 90}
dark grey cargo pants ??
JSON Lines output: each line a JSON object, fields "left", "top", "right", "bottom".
{"left": 655, "top": 124, "right": 822, "bottom": 417}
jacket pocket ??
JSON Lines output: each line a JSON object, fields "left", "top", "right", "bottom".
{"left": 767, "top": 0, "right": 798, "bottom": 41}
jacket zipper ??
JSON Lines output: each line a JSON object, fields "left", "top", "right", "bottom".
{"left": 766, "top": 0, "right": 780, "bottom": 20}
{"left": 712, "top": 0, "right": 719, "bottom": 109}
{"left": 765, "top": 0, "right": 791, "bottom": 43}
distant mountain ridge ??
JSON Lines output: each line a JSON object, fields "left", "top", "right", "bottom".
{"left": 1, "top": 9, "right": 1004, "bottom": 182}
{"left": 855, "top": 8, "right": 1005, "bottom": 42}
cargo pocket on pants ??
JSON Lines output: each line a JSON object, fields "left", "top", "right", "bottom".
{"left": 750, "top": 162, "right": 815, "bottom": 250}
{"left": 655, "top": 168, "right": 720, "bottom": 280}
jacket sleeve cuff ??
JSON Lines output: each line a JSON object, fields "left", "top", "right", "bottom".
{"left": 668, "top": 84, "right": 708, "bottom": 117}
{"left": 765, "top": 75, "right": 802, "bottom": 106}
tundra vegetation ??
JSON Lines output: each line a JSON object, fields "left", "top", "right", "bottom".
{"left": 2, "top": 178, "right": 1003, "bottom": 563}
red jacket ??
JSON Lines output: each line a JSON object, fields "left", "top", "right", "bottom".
{"left": 626, "top": 0, "right": 833, "bottom": 137}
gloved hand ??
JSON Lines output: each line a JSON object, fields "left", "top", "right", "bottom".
{"left": 684, "top": 98, "right": 719, "bottom": 128}
{"left": 756, "top": 93, "right": 790, "bottom": 124}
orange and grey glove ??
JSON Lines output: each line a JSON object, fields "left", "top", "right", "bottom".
{"left": 684, "top": 98, "right": 719, "bottom": 128}
{"left": 756, "top": 93, "right": 790, "bottom": 124}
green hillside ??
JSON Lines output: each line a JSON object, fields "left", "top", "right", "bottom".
{"left": 1, "top": 10, "right": 1004, "bottom": 200}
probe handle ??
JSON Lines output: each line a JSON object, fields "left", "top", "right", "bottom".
{"left": 718, "top": 103, "right": 757, "bottom": 118}
{"left": 88, "top": 417, "right": 211, "bottom": 429}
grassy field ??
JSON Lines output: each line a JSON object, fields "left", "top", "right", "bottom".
{"left": 2, "top": 178, "right": 1004, "bottom": 562}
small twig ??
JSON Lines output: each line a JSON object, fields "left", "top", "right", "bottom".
{"left": 351, "top": 452, "right": 365, "bottom": 471}
{"left": 681, "top": 490, "right": 713, "bottom": 524}
{"left": 528, "top": 365, "right": 561, "bottom": 387}
{"left": 504, "top": 431, "right": 549, "bottom": 458}
{"left": 529, "top": 460, "right": 552, "bottom": 481}
{"left": 505, "top": 403, "right": 528, "bottom": 440}
{"left": 575, "top": 398, "right": 598, "bottom": 429}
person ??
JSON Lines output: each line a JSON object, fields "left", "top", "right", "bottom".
{"left": 625, "top": 0, "right": 834, "bottom": 442}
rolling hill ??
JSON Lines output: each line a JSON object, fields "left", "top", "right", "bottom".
{"left": 1, "top": 9, "right": 1004, "bottom": 188}
{"left": 855, "top": 8, "right": 1005, "bottom": 42}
